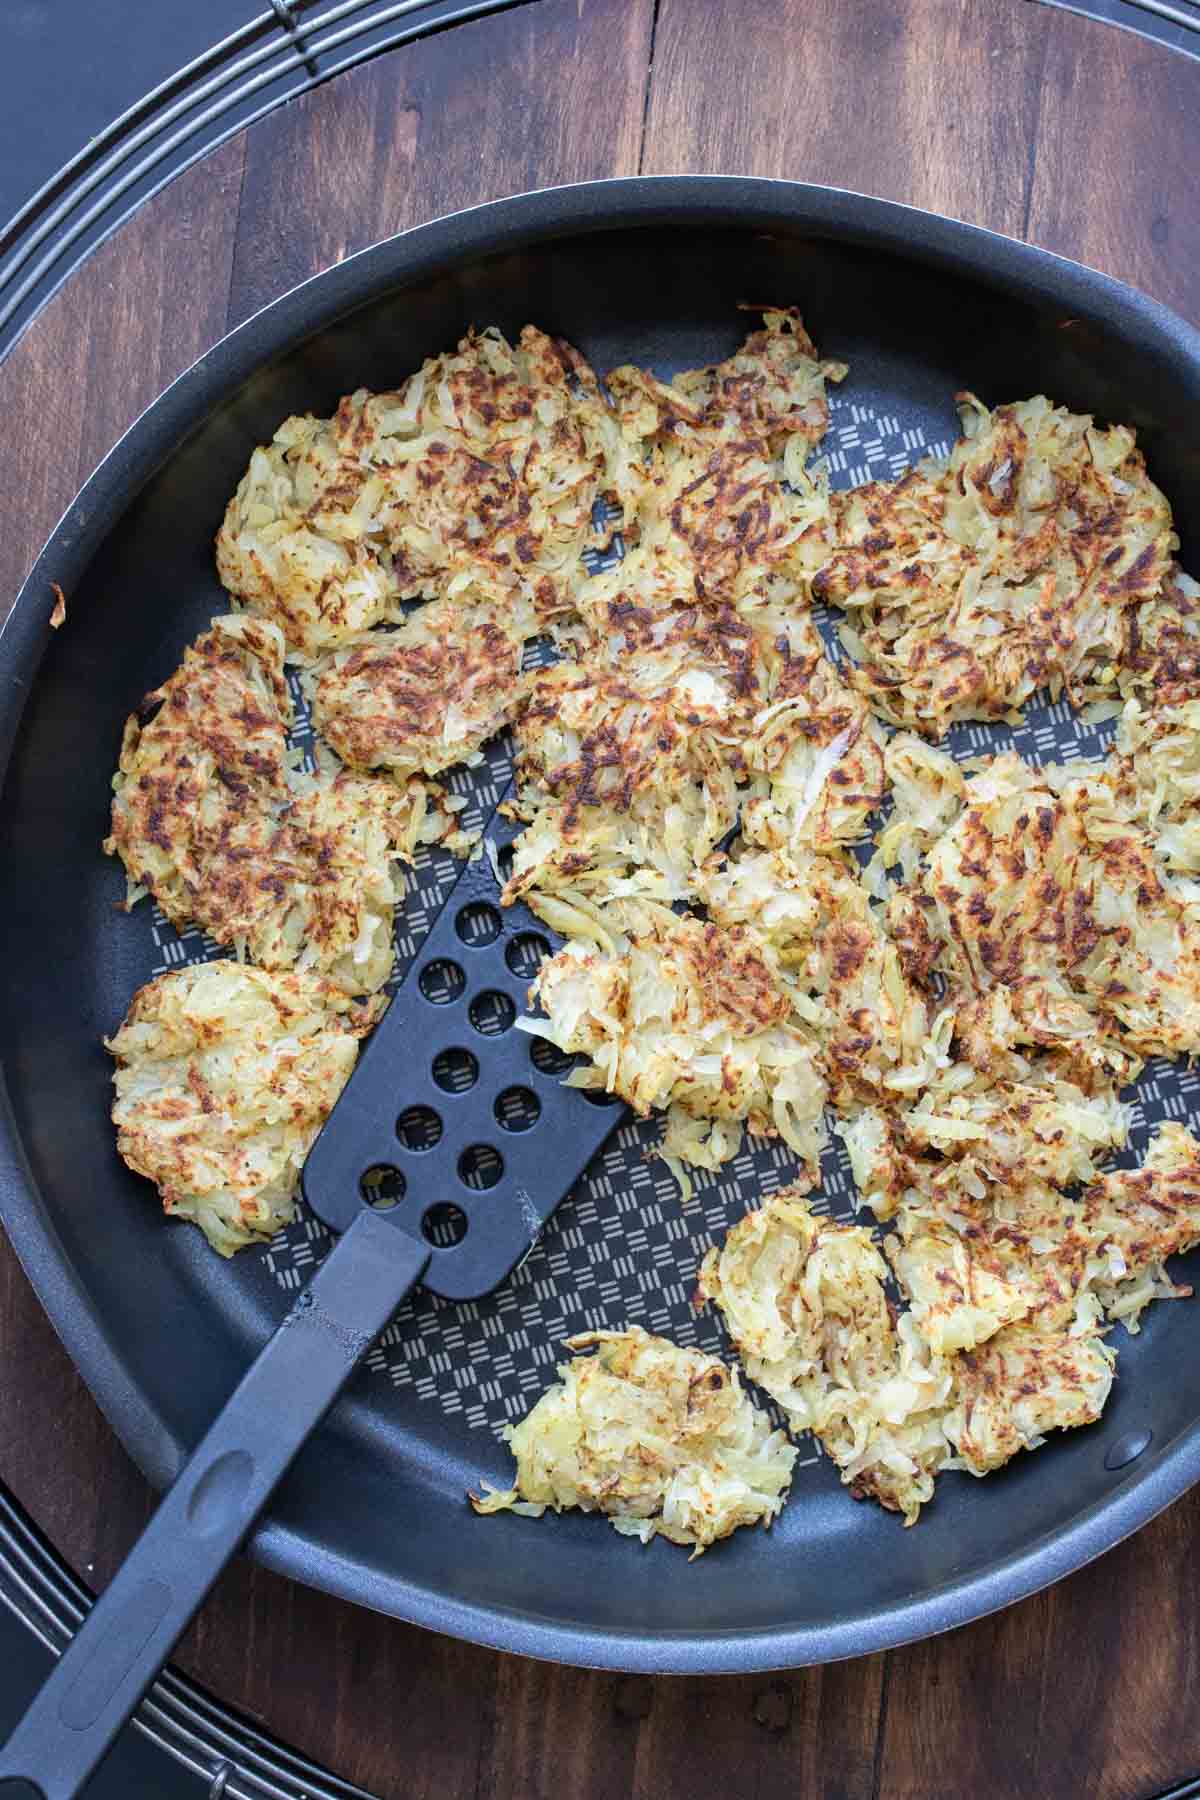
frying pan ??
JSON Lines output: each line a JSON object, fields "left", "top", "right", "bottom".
{"left": 0, "top": 177, "right": 1199, "bottom": 1680}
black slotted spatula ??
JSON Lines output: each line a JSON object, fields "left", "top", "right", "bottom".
{"left": 0, "top": 806, "right": 625, "bottom": 1800}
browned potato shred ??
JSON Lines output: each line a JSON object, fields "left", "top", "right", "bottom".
{"left": 104, "top": 613, "right": 471, "bottom": 994}
{"left": 470, "top": 1327, "right": 796, "bottom": 1555}
{"left": 311, "top": 591, "right": 524, "bottom": 778}
{"left": 107, "top": 961, "right": 379, "bottom": 1257}
{"left": 215, "top": 325, "right": 625, "bottom": 657}
{"left": 100, "top": 307, "right": 1200, "bottom": 1543}
{"left": 817, "top": 393, "right": 1178, "bottom": 737}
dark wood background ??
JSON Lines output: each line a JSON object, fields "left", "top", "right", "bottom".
{"left": 1, "top": 3, "right": 1198, "bottom": 1795}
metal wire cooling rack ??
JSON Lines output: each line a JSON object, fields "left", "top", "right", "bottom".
{"left": 0, "top": 1483, "right": 380, "bottom": 1799}
{"left": 0, "top": 0, "right": 531, "bottom": 358}
{"left": 0, "top": 0, "right": 1195, "bottom": 365}
{"left": 1049, "top": 0, "right": 1200, "bottom": 57}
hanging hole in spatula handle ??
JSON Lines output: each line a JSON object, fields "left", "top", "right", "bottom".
{"left": 0, "top": 1212, "right": 430, "bottom": 1800}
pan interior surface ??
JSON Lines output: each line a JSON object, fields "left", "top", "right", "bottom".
{"left": 2, "top": 196, "right": 1200, "bottom": 1670}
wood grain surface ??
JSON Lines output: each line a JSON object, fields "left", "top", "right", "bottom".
{"left": 1, "top": 3, "right": 1198, "bottom": 1796}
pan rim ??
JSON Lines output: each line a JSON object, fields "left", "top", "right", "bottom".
{"left": 3, "top": 173, "right": 1200, "bottom": 1673}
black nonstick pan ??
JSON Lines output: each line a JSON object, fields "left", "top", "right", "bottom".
{"left": 0, "top": 178, "right": 1199, "bottom": 1690}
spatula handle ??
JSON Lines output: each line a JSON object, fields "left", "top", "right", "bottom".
{"left": 0, "top": 1210, "right": 430, "bottom": 1800}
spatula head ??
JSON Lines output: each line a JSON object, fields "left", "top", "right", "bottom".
{"left": 302, "top": 809, "right": 625, "bottom": 1300}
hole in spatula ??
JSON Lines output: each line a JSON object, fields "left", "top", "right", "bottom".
{"left": 456, "top": 901, "right": 502, "bottom": 946}
{"left": 397, "top": 1105, "right": 443, "bottom": 1151}
{"left": 459, "top": 1143, "right": 504, "bottom": 1190}
{"left": 506, "top": 932, "right": 551, "bottom": 980}
{"left": 469, "top": 989, "right": 516, "bottom": 1036}
{"left": 419, "top": 958, "right": 465, "bottom": 1004}
{"left": 360, "top": 1164, "right": 407, "bottom": 1210}
{"left": 529, "top": 1037, "right": 573, "bottom": 1076}
{"left": 422, "top": 1202, "right": 468, "bottom": 1248}
{"left": 432, "top": 1047, "right": 479, "bottom": 1093}
{"left": 495, "top": 1086, "right": 540, "bottom": 1132}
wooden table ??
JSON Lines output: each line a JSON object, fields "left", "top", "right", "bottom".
{"left": 1, "top": 3, "right": 1198, "bottom": 1795}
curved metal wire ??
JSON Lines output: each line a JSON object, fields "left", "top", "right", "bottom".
{"left": 1044, "top": 0, "right": 1200, "bottom": 50}
{"left": 0, "top": 0, "right": 1194, "bottom": 361}
{"left": 0, "top": 0, "right": 530, "bottom": 357}
{"left": 1115, "top": 0, "right": 1200, "bottom": 28}
{"left": 0, "top": 10, "right": 279, "bottom": 261}
{"left": 0, "top": 1484, "right": 378, "bottom": 1799}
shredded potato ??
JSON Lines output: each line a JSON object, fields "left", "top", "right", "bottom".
{"left": 522, "top": 899, "right": 828, "bottom": 1187}
{"left": 1073, "top": 1121, "right": 1200, "bottom": 1328}
{"left": 102, "top": 310, "right": 1200, "bottom": 1555}
{"left": 698, "top": 1185, "right": 954, "bottom": 1523}
{"left": 944, "top": 1323, "right": 1115, "bottom": 1478}
{"left": 601, "top": 308, "right": 844, "bottom": 612}
{"left": 698, "top": 846, "right": 952, "bottom": 1111}
{"left": 700, "top": 1183, "right": 1123, "bottom": 1519}
{"left": 104, "top": 614, "right": 469, "bottom": 992}
{"left": 108, "top": 961, "right": 378, "bottom": 1256}
{"left": 847, "top": 1117, "right": 1198, "bottom": 1474}
{"left": 311, "top": 589, "right": 526, "bottom": 778}
{"left": 470, "top": 1327, "right": 796, "bottom": 1554}
{"left": 840, "top": 1059, "right": 1132, "bottom": 1225}
{"left": 736, "top": 605, "right": 888, "bottom": 856}
{"left": 503, "top": 606, "right": 753, "bottom": 902}
{"left": 1115, "top": 564, "right": 1200, "bottom": 708}
{"left": 816, "top": 393, "right": 1177, "bottom": 737}
{"left": 498, "top": 311, "right": 855, "bottom": 904}
{"left": 504, "top": 596, "right": 885, "bottom": 908}
{"left": 864, "top": 731, "right": 966, "bottom": 891}
{"left": 1108, "top": 691, "right": 1200, "bottom": 885}
{"left": 890, "top": 749, "right": 1200, "bottom": 1063}
{"left": 216, "top": 325, "right": 625, "bottom": 657}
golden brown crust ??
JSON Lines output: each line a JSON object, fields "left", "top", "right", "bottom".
{"left": 1117, "top": 565, "right": 1200, "bottom": 709}
{"left": 312, "top": 592, "right": 524, "bottom": 777}
{"left": 108, "top": 960, "right": 378, "bottom": 1256}
{"left": 104, "top": 614, "right": 465, "bottom": 991}
{"left": 503, "top": 603, "right": 756, "bottom": 901}
{"left": 216, "top": 324, "right": 624, "bottom": 656}
{"left": 945, "top": 1323, "right": 1114, "bottom": 1477}
{"left": 525, "top": 899, "right": 827, "bottom": 1182}
{"left": 816, "top": 393, "right": 1178, "bottom": 737}
{"left": 891, "top": 750, "right": 1200, "bottom": 1063}
{"left": 601, "top": 309, "right": 842, "bottom": 612}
